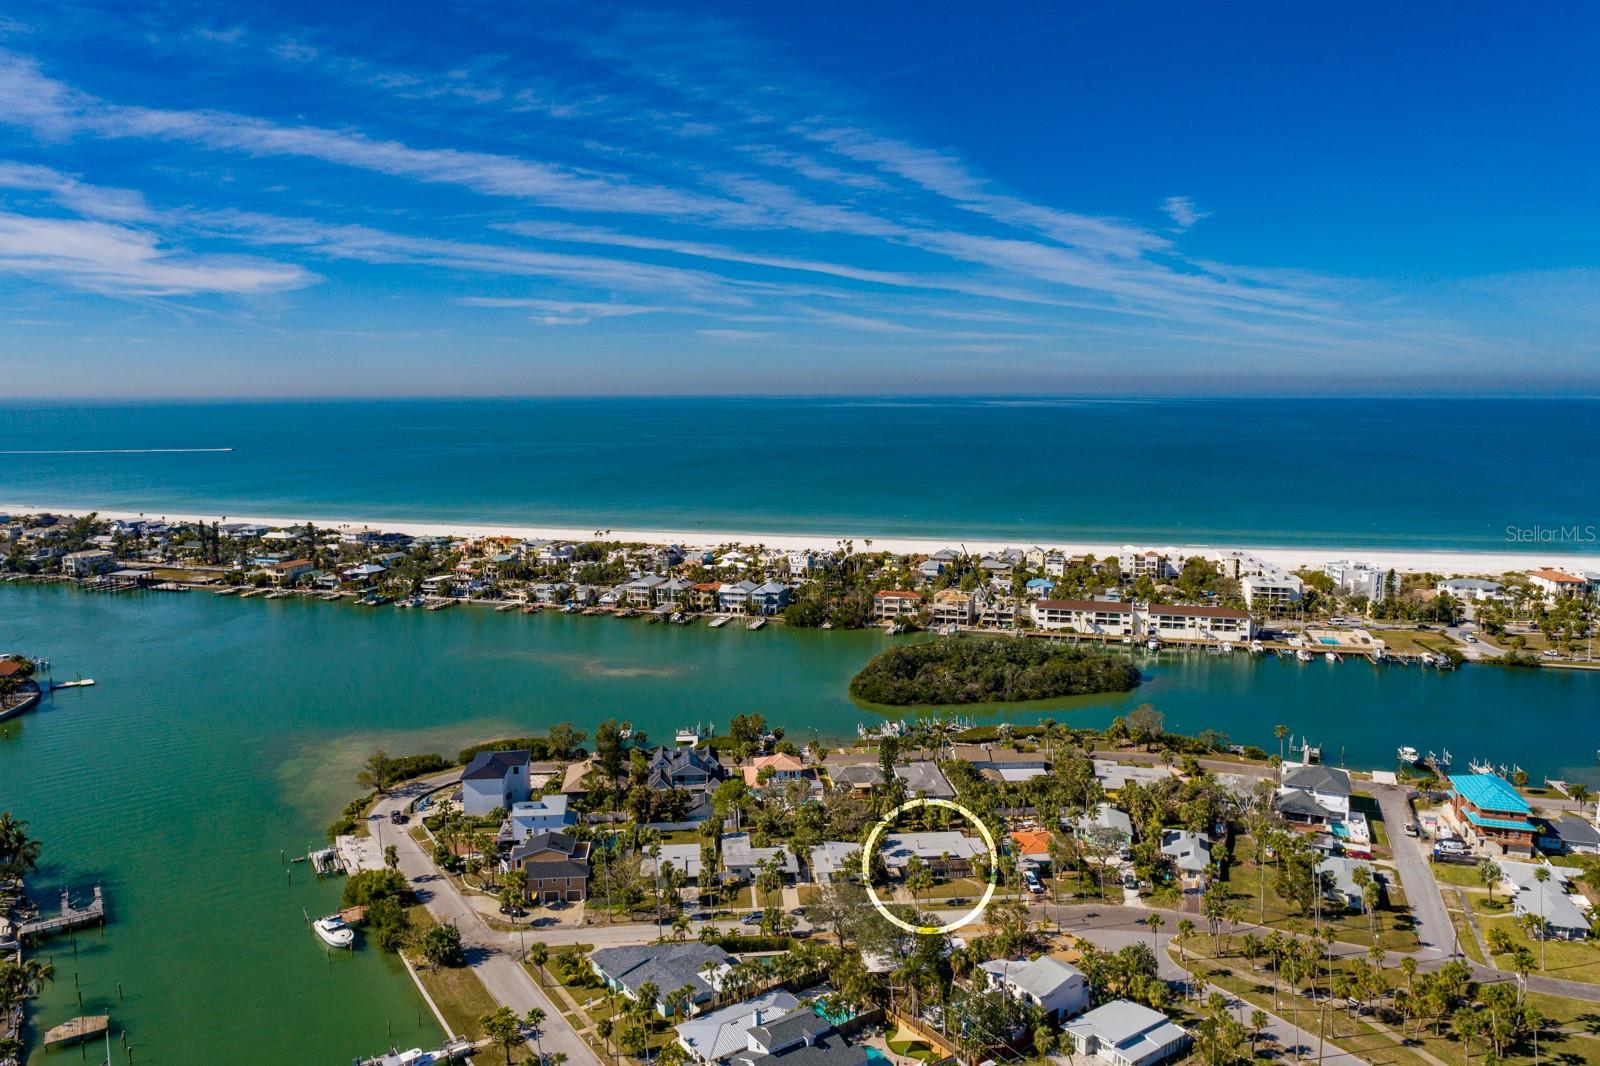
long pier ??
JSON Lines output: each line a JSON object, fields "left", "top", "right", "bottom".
{"left": 17, "top": 886, "right": 105, "bottom": 939}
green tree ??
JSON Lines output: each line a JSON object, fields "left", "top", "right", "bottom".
{"left": 480, "top": 1005, "right": 524, "bottom": 1065}
{"left": 419, "top": 922, "right": 465, "bottom": 968}
{"left": 356, "top": 749, "right": 396, "bottom": 794}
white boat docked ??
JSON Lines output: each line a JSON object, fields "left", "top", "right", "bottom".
{"left": 1324, "top": 651, "right": 1338, "bottom": 663}
{"left": 1295, "top": 649, "right": 1313, "bottom": 662}
{"left": 314, "top": 914, "right": 354, "bottom": 949}
{"left": 1397, "top": 745, "right": 1420, "bottom": 764}
{"left": 1220, "top": 642, "right": 1234, "bottom": 654}
{"left": 1145, "top": 638, "right": 1160, "bottom": 651}
{"left": 1249, "top": 640, "right": 1265, "bottom": 654}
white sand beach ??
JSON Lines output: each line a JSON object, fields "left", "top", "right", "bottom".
{"left": 6, "top": 500, "right": 1596, "bottom": 578}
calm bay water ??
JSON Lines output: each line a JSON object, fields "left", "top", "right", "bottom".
{"left": 2, "top": 397, "right": 1598, "bottom": 552}
{"left": 4, "top": 583, "right": 1598, "bottom": 1059}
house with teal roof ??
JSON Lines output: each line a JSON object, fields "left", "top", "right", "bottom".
{"left": 1448, "top": 773, "right": 1537, "bottom": 857}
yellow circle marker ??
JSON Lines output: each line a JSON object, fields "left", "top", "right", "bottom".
{"left": 860, "top": 797, "right": 1000, "bottom": 935}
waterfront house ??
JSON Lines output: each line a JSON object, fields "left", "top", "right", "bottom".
{"left": 1117, "top": 549, "right": 1181, "bottom": 581}
{"left": 952, "top": 745, "right": 1050, "bottom": 783}
{"left": 676, "top": 991, "right": 802, "bottom": 1063}
{"left": 419, "top": 574, "right": 454, "bottom": 597}
{"left": 648, "top": 746, "right": 725, "bottom": 791}
{"left": 877, "top": 830, "right": 987, "bottom": 878}
{"left": 626, "top": 574, "right": 668, "bottom": 607}
{"left": 504, "top": 793, "right": 576, "bottom": 842}
{"left": 719, "top": 580, "right": 759, "bottom": 614}
{"left": 1068, "top": 803, "right": 1135, "bottom": 850}
{"left": 1277, "top": 763, "right": 1352, "bottom": 825}
{"left": 1142, "top": 604, "right": 1253, "bottom": 642}
{"left": 599, "top": 585, "right": 626, "bottom": 607}
{"left": 743, "top": 753, "right": 806, "bottom": 787}
{"left": 872, "top": 589, "right": 923, "bottom": 620}
{"left": 979, "top": 956, "right": 1088, "bottom": 1022}
{"left": 1527, "top": 568, "right": 1590, "bottom": 603}
{"left": 61, "top": 548, "right": 115, "bottom": 577}
{"left": 1030, "top": 598, "right": 1135, "bottom": 636}
{"left": 658, "top": 576, "right": 695, "bottom": 605}
{"left": 690, "top": 582, "right": 722, "bottom": 611}
{"left": 721, "top": 833, "right": 799, "bottom": 881}
{"left": 1545, "top": 815, "right": 1600, "bottom": 855}
{"left": 930, "top": 587, "right": 975, "bottom": 626}
{"left": 591, "top": 942, "right": 735, "bottom": 1016}
{"left": 506, "top": 830, "right": 590, "bottom": 902}
{"left": 1160, "top": 830, "right": 1212, "bottom": 882}
{"left": 1317, "top": 856, "right": 1381, "bottom": 910}
{"left": 266, "top": 558, "right": 315, "bottom": 586}
{"left": 1043, "top": 551, "right": 1067, "bottom": 577}
{"left": 537, "top": 543, "right": 576, "bottom": 565}
{"left": 1448, "top": 774, "right": 1537, "bottom": 856}
{"left": 460, "top": 750, "right": 533, "bottom": 815}
{"left": 1063, "top": 1000, "right": 1191, "bottom": 1066}
{"left": 1023, "top": 578, "right": 1056, "bottom": 599}
{"left": 749, "top": 581, "right": 792, "bottom": 615}
{"left": 807, "top": 841, "right": 861, "bottom": 884}
{"left": 1498, "top": 861, "right": 1590, "bottom": 939}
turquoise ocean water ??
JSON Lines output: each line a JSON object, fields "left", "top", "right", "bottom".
{"left": 2, "top": 397, "right": 1597, "bottom": 552}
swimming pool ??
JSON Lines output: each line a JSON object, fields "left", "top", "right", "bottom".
{"left": 865, "top": 1050, "right": 890, "bottom": 1064}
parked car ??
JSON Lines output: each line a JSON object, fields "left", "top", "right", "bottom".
{"left": 390, "top": 810, "right": 408, "bottom": 825}
{"left": 742, "top": 911, "right": 765, "bottom": 926}
{"left": 1403, "top": 823, "right": 1418, "bottom": 837}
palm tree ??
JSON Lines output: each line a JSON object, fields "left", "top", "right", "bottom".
{"left": 525, "top": 1006, "right": 546, "bottom": 1056}
{"left": 1146, "top": 911, "right": 1164, "bottom": 953}
{"left": 1533, "top": 866, "right": 1551, "bottom": 970}
{"left": 0, "top": 812, "right": 42, "bottom": 880}
{"left": 528, "top": 941, "right": 550, "bottom": 985}
{"left": 480, "top": 1006, "right": 524, "bottom": 1065}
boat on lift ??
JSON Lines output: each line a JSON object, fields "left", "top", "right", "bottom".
{"left": 1397, "top": 745, "right": 1421, "bottom": 765}
{"left": 313, "top": 913, "right": 355, "bottom": 949}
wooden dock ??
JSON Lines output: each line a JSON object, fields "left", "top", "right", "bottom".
{"left": 43, "top": 1014, "right": 108, "bottom": 1048}
{"left": 17, "top": 886, "right": 104, "bottom": 939}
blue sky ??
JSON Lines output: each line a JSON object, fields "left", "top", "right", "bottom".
{"left": 1, "top": 1, "right": 1597, "bottom": 396}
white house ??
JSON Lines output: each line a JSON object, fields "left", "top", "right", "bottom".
{"left": 720, "top": 833, "right": 799, "bottom": 881}
{"left": 1031, "top": 598, "right": 1135, "bottom": 636}
{"left": 505, "top": 794, "right": 575, "bottom": 842}
{"left": 1527, "top": 568, "right": 1591, "bottom": 603}
{"left": 1277, "top": 763, "right": 1352, "bottom": 824}
{"left": 1322, "top": 560, "right": 1390, "bottom": 602}
{"left": 676, "top": 991, "right": 802, "bottom": 1062}
{"left": 1435, "top": 578, "right": 1504, "bottom": 603}
{"left": 1064, "top": 1000, "right": 1191, "bottom": 1066}
{"left": 459, "top": 750, "right": 532, "bottom": 815}
{"left": 1499, "top": 861, "right": 1591, "bottom": 940}
{"left": 1241, "top": 570, "right": 1304, "bottom": 609}
{"left": 61, "top": 549, "right": 115, "bottom": 577}
{"left": 1142, "top": 604, "right": 1253, "bottom": 642}
{"left": 1160, "top": 830, "right": 1212, "bottom": 880}
{"left": 979, "top": 956, "right": 1088, "bottom": 1021}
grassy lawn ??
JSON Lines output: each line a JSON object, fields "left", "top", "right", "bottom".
{"left": 1429, "top": 861, "right": 1490, "bottom": 889}
{"left": 400, "top": 906, "right": 536, "bottom": 1061}
{"left": 918, "top": 876, "right": 988, "bottom": 901}
{"left": 1177, "top": 939, "right": 1600, "bottom": 1066}
{"left": 1223, "top": 844, "right": 1421, "bottom": 952}
{"left": 1477, "top": 912, "right": 1600, "bottom": 983}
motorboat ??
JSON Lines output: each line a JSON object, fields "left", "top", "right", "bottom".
{"left": 1324, "top": 651, "right": 1338, "bottom": 663}
{"left": 1397, "top": 745, "right": 1421, "bottom": 764}
{"left": 1145, "top": 638, "right": 1160, "bottom": 651}
{"left": 1220, "top": 642, "right": 1234, "bottom": 654}
{"left": 1249, "top": 640, "right": 1265, "bottom": 654}
{"left": 314, "top": 914, "right": 355, "bottom": 949}
{"left": 1295, "top": 649, "right": 1313, "bottom": 662}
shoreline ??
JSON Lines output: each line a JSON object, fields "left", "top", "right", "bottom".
{"left": 4, "top": 499, "right": 1597, "bottom": 577}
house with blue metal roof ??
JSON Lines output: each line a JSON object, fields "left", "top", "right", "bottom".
{"left": 1448, "top": 773, "right": 1536, "bottom": 857}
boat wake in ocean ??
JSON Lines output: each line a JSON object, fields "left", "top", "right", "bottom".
{"left": 0, "top": 448, "right": 234, "bottom": 455}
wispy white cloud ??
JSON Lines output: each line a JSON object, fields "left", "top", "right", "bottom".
{"left": 0, "top": 160, "right": 152, "bottom": 221}
{"left": 0, "top": 210, "right": 314, "bottom": 295}
{"left": 1162, "top": 195, "right": 1209, "bottom": 232}
{"left": 456, "top": 297, "right": 668, "bottom": 326}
